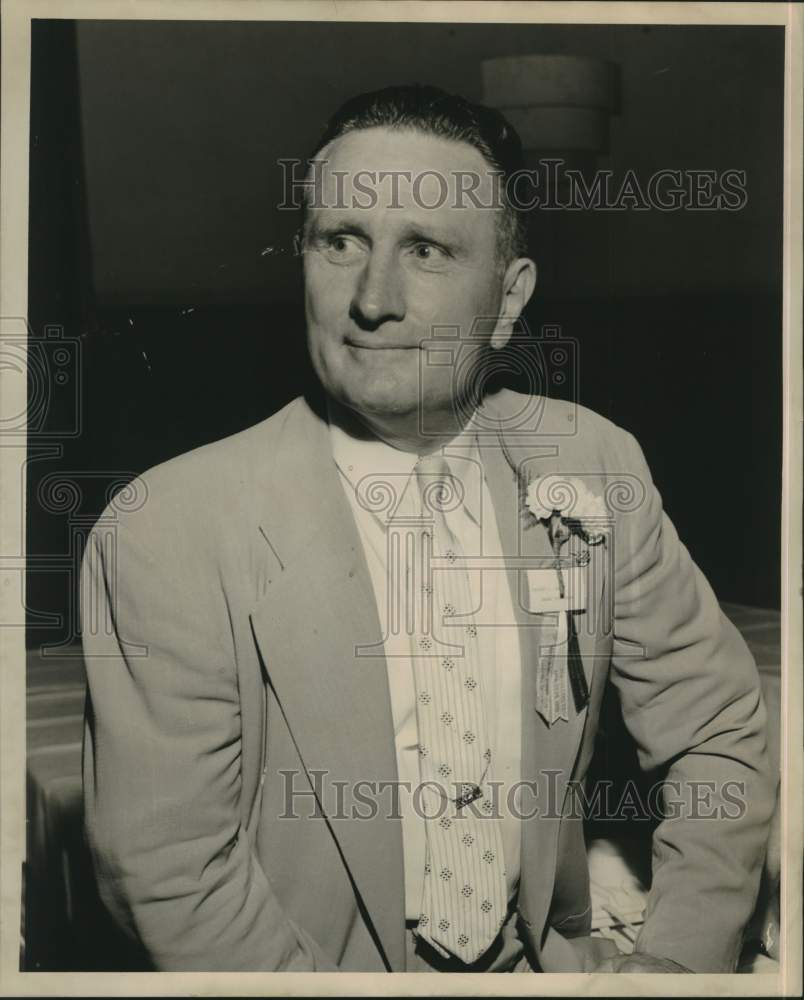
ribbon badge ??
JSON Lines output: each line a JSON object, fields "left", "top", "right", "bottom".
{"left": 523, "top": 474, "right": 609, "bottom": 725}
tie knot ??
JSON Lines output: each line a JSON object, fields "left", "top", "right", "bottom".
{"left": 415, "top": 454, "right": 461, "bottom": 518}
{"left": 415, "top": 451, "right": 450, "bottom": 477}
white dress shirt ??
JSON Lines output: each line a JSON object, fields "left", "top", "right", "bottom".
{"left": 328, "top": 408, "right": 522, "bottom": 920}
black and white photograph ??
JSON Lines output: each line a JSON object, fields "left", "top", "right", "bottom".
{"left": 0, "top": 1, "right": 801, "bottom": 994}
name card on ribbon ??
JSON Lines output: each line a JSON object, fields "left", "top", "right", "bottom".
{"left": 525, "top": 566, "right": 586, "bottom": 614}
{"left": 535, "top": 611, "right": 570, "bottom": 725}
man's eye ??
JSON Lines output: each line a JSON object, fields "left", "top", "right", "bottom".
{"left": 411, "top": 243, "right": 449, "bottom": 264}
{"left": 322, "top": 234, "right": 364, "bottom": 262}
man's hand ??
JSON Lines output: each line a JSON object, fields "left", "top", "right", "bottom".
{"left": 594, "top": 951, "right": 694, "bottom": 973}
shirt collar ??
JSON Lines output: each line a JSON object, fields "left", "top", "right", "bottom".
{"left": 328, "top": 401, "right": 419, "bottom": 490}
{"left": 327, "top": 399, "right": 483, "bottom": 526}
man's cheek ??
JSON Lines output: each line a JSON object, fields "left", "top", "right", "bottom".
{"left": 307, "top": 278, "right": 352, "bottom": 325}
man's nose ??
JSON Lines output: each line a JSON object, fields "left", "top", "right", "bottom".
{"left": 349, "top": 251, "right": 405, "bottom": 329}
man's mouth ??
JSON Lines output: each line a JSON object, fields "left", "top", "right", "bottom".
{"left": 344, "top": 336, "right": 420, "bottom": 351}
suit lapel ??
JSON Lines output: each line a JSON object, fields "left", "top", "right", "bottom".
{"left": 478, "top": 401, "right": 602, "bottom": 944}
{"left": 249, "top": 396, "right": 405, "bottom": 971}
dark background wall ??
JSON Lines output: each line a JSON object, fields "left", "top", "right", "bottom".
{"left": 27, "top": 19, "right": 784, "bottom": 646}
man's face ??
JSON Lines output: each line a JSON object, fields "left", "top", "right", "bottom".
{"left": 302, "top": 127, "right": 514, "bottom": 430}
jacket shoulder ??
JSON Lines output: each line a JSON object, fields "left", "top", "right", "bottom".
{"left": 97, "top": 396, "right": 306, "bottom": 543}
{"left": 487, "top": 388, "right": 637, "bottom": 458}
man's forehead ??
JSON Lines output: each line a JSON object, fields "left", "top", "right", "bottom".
{"left": 311, "top": 127, "right": 501, "bottom": 206}
{"left": 307, "top": 127, "right": 501, "bottom": 236}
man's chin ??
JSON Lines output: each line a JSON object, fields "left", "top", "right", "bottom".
{"left": 338, "top": 386, "right": 421, "bottom": 422}
{"left": 323, "top": 362, "right": 416, "bottom": 413}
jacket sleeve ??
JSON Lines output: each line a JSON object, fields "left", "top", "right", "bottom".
{"left": 81, "top": 500, "right": 338, "bottom": 971}
{"left": 608, "top": 430, "right": 776, "bottom": 972}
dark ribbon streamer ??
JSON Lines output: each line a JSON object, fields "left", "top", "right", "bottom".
{"left": 567, "top": 612, "right": 590, "bottom": 712}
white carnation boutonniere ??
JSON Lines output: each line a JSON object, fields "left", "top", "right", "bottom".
{"left": 523, "top": 474, "right": 609, "bottom": 598}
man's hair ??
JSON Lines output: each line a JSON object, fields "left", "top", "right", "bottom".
{"left": 305, "top": 83, "right": 529, "bottom": 264}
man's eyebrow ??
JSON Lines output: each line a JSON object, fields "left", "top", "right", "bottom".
{"left": 397, "top": 223, "right": 465, "bottom": 251}
{"left": 306, "top": 217, "right": 370, "bottom": 240}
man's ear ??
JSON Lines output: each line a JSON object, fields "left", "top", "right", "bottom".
{"left": 490, "top": 257, "right": 537, "bottom": 350}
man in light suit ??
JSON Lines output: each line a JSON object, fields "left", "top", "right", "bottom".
{"left": 81, "top": 85, "right": 774, "bottom": 973}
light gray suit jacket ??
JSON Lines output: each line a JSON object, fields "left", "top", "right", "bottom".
{"left": 81, "top": 389, "right": 774, "bottom": 972}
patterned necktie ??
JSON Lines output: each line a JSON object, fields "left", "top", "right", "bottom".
{"left": 410, "top": 453, "right": 507, "bottom": 963}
